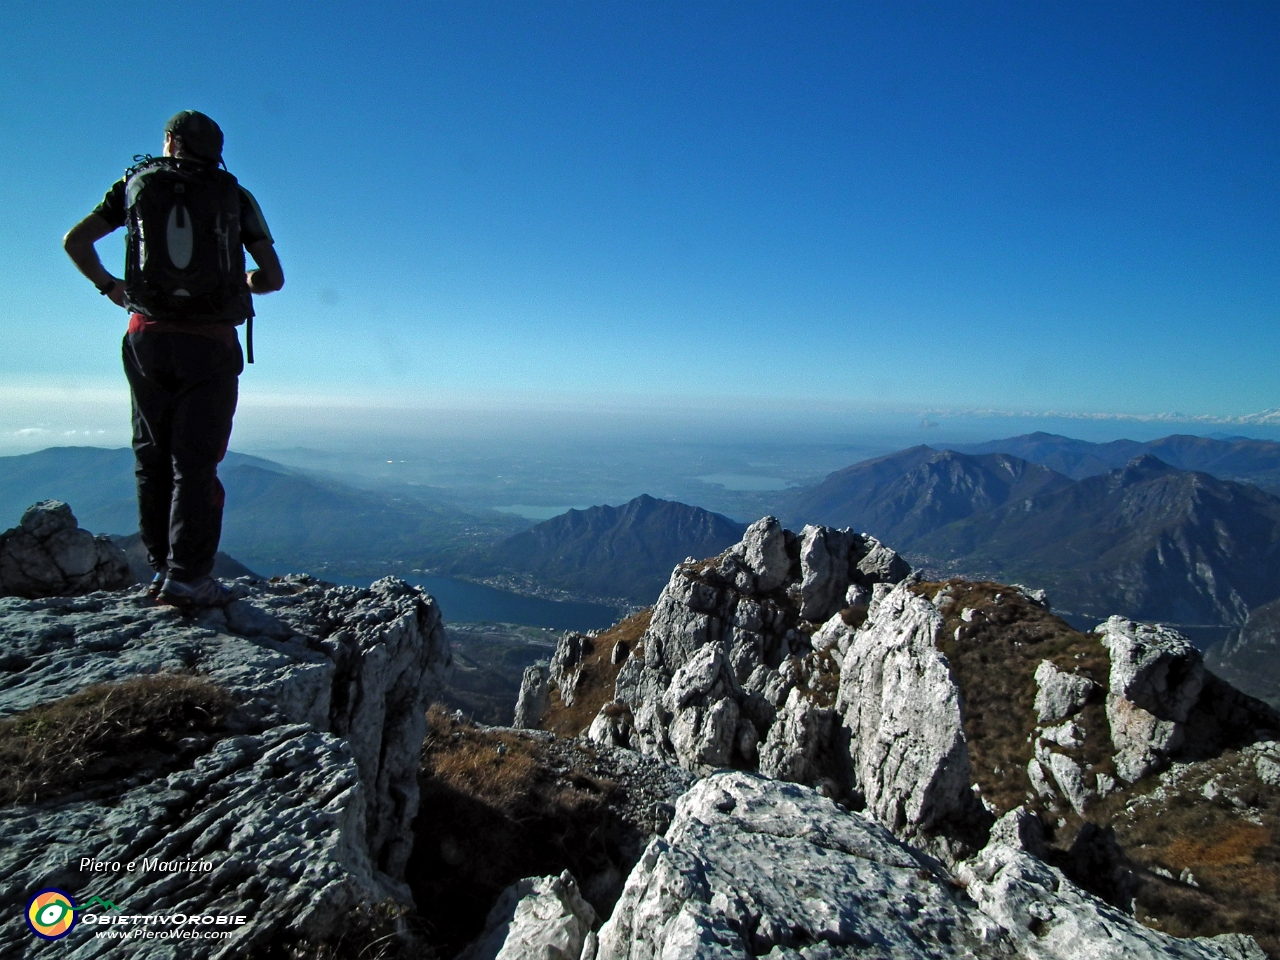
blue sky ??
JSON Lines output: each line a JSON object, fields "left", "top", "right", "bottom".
{"left": 1, "top": 1, "right": 1277, "bottom": 449}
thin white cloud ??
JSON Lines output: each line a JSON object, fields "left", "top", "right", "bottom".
{"left": 918, "top": 408, "right": 1280, "bottom": 426}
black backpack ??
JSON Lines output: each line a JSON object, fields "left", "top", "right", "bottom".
{"left": 121, "top": 156, "right": 253, "bottom": 324}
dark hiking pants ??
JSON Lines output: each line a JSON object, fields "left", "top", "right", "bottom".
{"left": 122, "top": 332, "right": 242, "bottom": 582}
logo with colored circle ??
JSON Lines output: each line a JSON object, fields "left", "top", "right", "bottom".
{"left": 26, "top": 889, "right": 77, "bottom": 940}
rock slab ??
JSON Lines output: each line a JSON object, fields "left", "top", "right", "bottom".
{"left": 593, "top": 771, "right": 1004, "bottom": 959}
{"left": 0, "top": 575, "right": 449, "bottom": 958}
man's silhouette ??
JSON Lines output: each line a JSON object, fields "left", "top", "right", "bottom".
{"left": 63, "top": 111, "right": 283, "bottom": 606}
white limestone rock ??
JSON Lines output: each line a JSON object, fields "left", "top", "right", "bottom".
{"left": 550, "top": 632, "right": 592, "bottom": 707}
{"left": 757, "top": 686, "right": 843, "bottom": 788}
{"left": 809, "top": 611, "right": 855, "bottom": 655}
{"left": 956, "top": 837, "right": 1267, "bottom": 959}
{"left": 1046, "top": 752, "right": 1092, "bottom": 815}
{"left": 846, "top": 582, "right": 872, "bottom": 608}
{"left": 599, "top": 518, "right": 911, "bottom": 787}
{"left": 866, "top": 581, "right": 897, "bottom": 621}
{"left": 1098, "top": 617, "right": 1206, "bottom": 782}
{"left": 1033, "top": 660, "right": 1098, "bottom": 723}
{"left": 1253, "top": 741, "right": 1280, "bottom": 787}
{"left": 0, "top": 500, "right": 131, "bottom": 599}
{"left": 1014, "top": 585, "right": 1050, "bottom": 609}
{"left": 1027, "top": 758, "right": 1056, "bottom": 800}
{"left": 662, "top": 647, "right": 744, "bottom": 769}
{"left": 836, "top": 582, "right": 973, "bottom": 836}
{"left": 856, "top": 536, "right": 912, "bottom": 586}
{"left": 457, "top": 870, "right": 598, "bottom": 960}
{"left": 797, "top": 525, "right": 861, "bottom": 622}
{"left": 730, "top": 516, "right": 792, "bottom": 592}
{"left": 1100, "top": 617, "right": 1206, "bottom": 718}
{"left": 0, "top": 575, "right": 449, "bottom": 957}
{"left": 987, "top": 806, "right": 1047, "bottom": 858}
{"left": 513, "top": 663, "right": 550, "bottom": 729}
{"left": 1039, "top": 721, "right": 1084, "bottom": 749}
{"left": 594, "top": 772, "right": 1011, "bottom": 960}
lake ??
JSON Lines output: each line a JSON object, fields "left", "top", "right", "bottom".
{"left": 327, "top": 572, "right": 620, "bottom": 631}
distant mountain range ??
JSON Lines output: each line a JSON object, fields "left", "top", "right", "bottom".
{"left": 462, "top": 494, "right": 746, "bottom": 603}
{"left": 9, "top": 436, "right": 1280, "bottom": 630}
{"left": 789, "top": 447, "right": 1074, "bottom": 545}
{"left": 953, "top": 431, "right": 1280, "bottom": 492}
{"left": 912, "top": 455, "right": 1280, "bottom": 625}
{"left": 788, "top": 444, "right": 1280, "bottom": 626}
{"left": 0, "top": 447, "right": 525, "bottom": 578}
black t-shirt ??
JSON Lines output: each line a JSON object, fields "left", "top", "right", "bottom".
{"left": 93, "top": 178, "right": 273, "bottom": 245}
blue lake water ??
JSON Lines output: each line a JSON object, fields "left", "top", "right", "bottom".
{"left": 696, "top": 473, "right": 795, "bottom": 491}
{"left": 327, "top": 573, "right": 620, "bottom": 631}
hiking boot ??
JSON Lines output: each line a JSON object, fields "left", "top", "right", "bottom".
{"left": 144, "top": 572, "right": 166, "bottom": 599}
{"left": 159, "top": 575, "right": 234, "bottom": 608}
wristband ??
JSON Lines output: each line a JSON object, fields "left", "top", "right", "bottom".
{"left": 96, "top": 278, "right": 117, "bottom": 296}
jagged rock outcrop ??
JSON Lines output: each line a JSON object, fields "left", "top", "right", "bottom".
{"left": 836, "top": 581, "right": 976, "bottom": 838}
{"left": 1100, "top": 616, "right": 1218, "bottom": 782}
{"left": 600, "top": 516, "right": 910, "bottom": 777}
{"left": 757, "top": 687, "right": 844, "bottom": 789}
{"left": 513, "top": 664, "right": 550, "bottom": 729}
{"left": 583, "top": 772, "right": 1265, "bottom": 960}
{"left": 457, "top": 870, "right": 597, "bottom": 960}
{"left": 550, "top": 633, "right": 592, "bottom": 707}
{"left": 0, "top": 500, "right": 130, "bottom": 599}
{"left": 0, "top": 576, "right": 449, "bottom": 957}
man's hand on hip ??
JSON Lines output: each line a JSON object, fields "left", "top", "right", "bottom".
{"left": 106, "top": 279, "right": 127, "bottom": 308}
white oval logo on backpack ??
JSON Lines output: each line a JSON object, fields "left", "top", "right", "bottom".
{"left": 166, "top": 204, "right": 194, "bottom": 270}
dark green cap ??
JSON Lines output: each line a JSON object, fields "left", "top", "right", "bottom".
{"left": 165, "top": 110, "right": 223, "bottom": 162}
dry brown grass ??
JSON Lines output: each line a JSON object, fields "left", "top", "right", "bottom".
{"left": 0, "top": 674, "right": 236, "bottom": 805}
{"left": 914, "top": 579, "right": 1112, "bottom": 818}
{"left": 411, "top": 707, "right": 626, "bottom": 956}
{"left": 422, "top": 705, "right": 549, "bottom": 809}
{"left": 1087, "top": 750, "right": 1280, "bottom": 957}
{"left": 542, "top": 609, "right": 652, "bottom": 738}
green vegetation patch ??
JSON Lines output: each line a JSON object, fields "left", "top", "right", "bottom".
{"left": 0, "top": 674, "right": 237, "bottom": 805}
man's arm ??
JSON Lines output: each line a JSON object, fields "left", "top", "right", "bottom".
{"left": 63, "top": 213, "right": 127, "bottom": 307}
{"left": 245, "top": 240, "right": 284, "bottom": 294}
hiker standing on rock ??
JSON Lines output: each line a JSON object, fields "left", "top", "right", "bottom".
{"left": 63, "top": 111, "right": 283, "bottom": 606}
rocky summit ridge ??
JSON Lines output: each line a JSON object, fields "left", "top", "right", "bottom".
{"left": 513, "top": 516, "right": 1280, "bottom": 959}
{"left": 1, "top": 502, "right": 1278, "bottom": 959}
